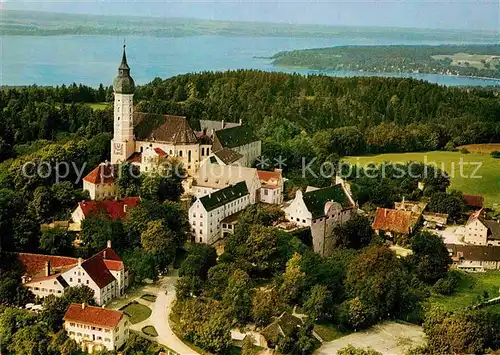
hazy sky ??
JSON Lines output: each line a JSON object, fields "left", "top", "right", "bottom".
{"left": 2, "top": 0, "right": 499, "bottom": 31}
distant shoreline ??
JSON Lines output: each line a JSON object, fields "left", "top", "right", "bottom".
{"left": 273, "top": 63, "right": 500, "bottom": 82}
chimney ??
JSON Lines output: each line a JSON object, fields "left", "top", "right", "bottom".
{"left": 107, "top": 240, "right": 112, "bottom": 248}
{"left": 384, "top": 209, "right": 388, "bottom": 217}
{"left": 103, "top": 250, "right": 107, "bottom": 260}
{"left": 402, "top": 196, "right": 406, "bottom": 204}
{"left": 45, "top": 261, "right": 50, "bottom": 277}
{"left": 239, "top": 119, "right": 242, "bottom": 125}
{"left": 78, "top": 257, "right": 82, "bottom": 266}
{"left": 81, "top": 303, "right": 85, "bottom": 310}
{"left": 221, "top": 120, "right": 225, "bottom": 129}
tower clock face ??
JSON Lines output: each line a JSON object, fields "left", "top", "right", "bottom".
{"left": 113, "top": 143, "right": 123, "bottom": 155}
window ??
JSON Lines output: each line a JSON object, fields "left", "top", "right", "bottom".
{"left": 70, "top": 323, "right": 75, "bottom": 327}
{"left": 78, "top": 279, "right": 81, "bottom": 283}
{"left": 86, "top": 280, "right": 89, "bottom": 285}
{"left": 199, "top": 229, "right": 203, "bottom": 234}
{"left": 70, "top": 278, "right": 73, "bottom": 282}
{"left": 179, "top": 150, "right": 183, "bottom": 157}
{"left": 115, "top": 336, "right": 119, "bottom": 341}
{"left": 199, "top": 237, "right": 203, "bottom": 243}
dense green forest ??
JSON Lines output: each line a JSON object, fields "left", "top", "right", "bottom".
{"left": 2, "top": 10, "right": 498, "bottom": 42}
{"left": 272, "top": 45, "right": 500, "bottom": 79}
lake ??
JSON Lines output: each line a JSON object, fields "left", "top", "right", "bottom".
{"left": 2, "top": 35, "right": 499, "bottom": 87}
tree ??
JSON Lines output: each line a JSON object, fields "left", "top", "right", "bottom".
{"left": 28, "top": 186, "right": 53, "bottom": 223}
{"left": 242, "top": 334, "right": 258, "bottom": 355}
{"left": 408, "top": 231, "right": 451, "bottom": 284}
{"left": 332, "top": 215, "right": 373, "bottom": 249}
{"left": 427, "top": 190, "right": 465, "bottom": 222}
{"left": 338, "top": 297, "right": 376, "bottom": 331}
{"left": 176, "top": 275, "right": 203, "bottom": 300}
{"left": 303, "top": 284, "right": 333, "bottom": 320}
{"left": 141, "top": 220, "right": 176, "bottom": 270}
{"left": 80, "top": 211, "right": 126, "bottom": 253}
{"left": 279, "top": 252, "right": 305, "bottom": 304}
{"left": 252, "top": 288, "right": 284, "bottom": 327}
{"left": 179, "top": 243, "right": 217, "bottom": 280}
{"left": 199, "top": 310, "right": 233, "bottom": 354}
{"left": 140, "top": 157, "right": 185, "bottom": 202}
{"left": 9, "top": 323, "right": 51, "bottom": 355}
{"left": 122, "top": 247, "right": 158, "bottom": 283}
{"left": 39, "top": 227, "right": 74, "bottom": 256}
{"left": 206, "top": 263, "right": 237, "bottom": 300}
{"left": 223, "top": 269, "right": 253, "bottom": 322}
{"left": 115, "top": 162, "right": 141, "bottom": 198}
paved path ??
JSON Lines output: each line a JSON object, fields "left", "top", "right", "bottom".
{"left": 152, "top": 272, "right": 198, "bottom": 355}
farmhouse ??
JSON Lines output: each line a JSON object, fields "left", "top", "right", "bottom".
{"left": 464, "top": 209, "right": 500, "bottom": 246}
{"left": 18, "top": 241, "right": 128, "bottom": 305}
{"left": 83, "top": 163, "right": 119, "bottom": 200}
{"left": 283, "top": 184, "right": 356, "bottom": 255}
{"left": 71, "top": 197, "right": 140, "bottom": 230}
{"left": 372, "top": 208, "right": 419, "bottom": 238}
{"left": 447, "top": 244, "right": 500, "bottom": 272}
{"left": 64, "top": 303, "right": 129, "bottom": 352}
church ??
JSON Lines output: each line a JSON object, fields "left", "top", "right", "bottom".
{"left": 109, "top": 44, "right": 261, "bottom": 175}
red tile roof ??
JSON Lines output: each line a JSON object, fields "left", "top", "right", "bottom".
{"left": 64, "top": 303, "right": 124, "bottom": 328}
{"left": 463, "top": 194, "right": 484, "bottom": 208}
{"left": 127, "top": 152, "right": 142, "bottom": 164}
{"left": 372, "top": 208, "right": 413, "bottom": 235}
{"left": 83, "top": 163, "right": 118, "bottom": 184}
{"left": 154, "top": 147, "right": 168, "bottom": 156}
{"left": 257, "top": 169, "right": 282, "bottom": 188}
{"left": 77, "top": 197, "right": 141, "bottom": 220}
{"left": 81, "top": 253, "right": 116, "bottom": 289}
{"left": 17, "top": 253, "right": 78, "bottom": 278}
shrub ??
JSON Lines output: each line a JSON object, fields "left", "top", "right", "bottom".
{"left": 432, "top": 278, "right": 454, "bottom": 295}
{"left": 460, "top": 148, "right": 470, "bottom": 154}
{"left": 491, "top": 151, "right": 500, "bottom": 159}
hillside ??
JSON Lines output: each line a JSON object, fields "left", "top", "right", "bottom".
{"left": 272, "top": 45, "right": 500, "bottom": 79}
{"left": 2, "top": 10, "right": 499, "bottom": 42}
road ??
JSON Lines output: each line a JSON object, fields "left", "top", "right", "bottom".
{"left": 152, "top": 273, "right": 198, "bottom": 355}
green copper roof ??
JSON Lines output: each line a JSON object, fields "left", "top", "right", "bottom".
{"left": 213, "top": 125, "right": 258, "bottom": 150}
{"left": 199, "top": 181, "right": 249, "bottom": 212}
{"left": 303, "top": 184, "right": 351, "bottom": 219}
{"left": 113, "top": 44, "right": 135, "bottom": 94}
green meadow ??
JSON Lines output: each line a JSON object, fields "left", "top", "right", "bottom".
{"left": 346, "top": 151, "right": 500, "bottom": 207}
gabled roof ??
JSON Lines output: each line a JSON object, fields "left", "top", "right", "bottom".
{"left": 134, "top": 113, "right": 198, "bottom": 144}
{"left": 447, "top": 244, "right": 500, "bottom": 262}
{"left": 302, "top": 184, "right": 353, "bottom": 218}
{"left": 199, "top": 120, "right": 241, "bottom": 133}
{"left": 463, "top": 194, "right": 484, "bottom": 208}
{"left": 485, "top": 220, "right": 500, "bottom": 240}
{"left": 17, "top": 253, "right": 78, "bottom": 278}
{"left": 76, "top": 197, "right": 140, "bottom": 220}
{"left": 83, "top": 163, "right": 118, "bottom": 184}
{"left": 199, "top": 181, "right": 249, "bottom": 212}
{"left": 262, "top": 312, "right": 302, "bottom": 346}
{"left": 212, "top": 125, "right": 259, "bottom": 150}
{"left": 372, "top": 208, "right": 414, "bottom": 235}
{"left": 257, "top": 169, "right": 282, "bottom": 189}
{"left": 80, "top": 252, "right": 117, "bottom": 289}
{"left": 64, "top": 303, "right": 124, "bottom": 328}
{"left": 213, "top": 148, "right": 243, "bottom": 165}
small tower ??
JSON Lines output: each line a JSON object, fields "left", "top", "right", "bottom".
{"left": 111, "top": 43, "right": 136, "bottom": 164}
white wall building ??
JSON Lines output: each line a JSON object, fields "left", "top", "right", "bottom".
{"left": 189, "top": 181, "right": 250, "bottom": 244}
{"left": 464, "top": 209, "right": 500, "bottom": 246}
{"left": 257, "top": 169, "right": 284, "bottom": 204}
{"left": 18, "top": 241, "right": 128, "bottom": 305}
{"left": 283, "top": 184, "right": 356, "bottom": 255}
{"left": 64, "top": 303, "right": 129, "bottom": 353}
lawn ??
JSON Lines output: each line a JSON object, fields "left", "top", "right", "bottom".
{"left": 141, "top": 294, "right": 157, "bottom": 303}
{"left": 345, "top": 151, "right": 500, "bottom": 207}
{"left": 428, "top": 270, "right": 500, "bottom": 314}
{"left": 120, "top": 302, "right": 152, "bottom": 324}
{"left": 142, "top": 325, "right": 158, "bottom": 337}
{"left": 314, "top": 322, "right": 350, "bottom": 342}
{"left": 86, "top": 102, "right": 110, "bottom": 110}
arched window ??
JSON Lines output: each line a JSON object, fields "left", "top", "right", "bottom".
{"left": 188, "top": 150, "right": 192, "bottom": 163}
{"left": 179, "top": 150, "right": 183, "bottom": 157}
{"left": 201, "top": 148, "right": 205, "bottom": 156}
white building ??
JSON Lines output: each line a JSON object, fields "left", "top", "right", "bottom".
{"left": 257, "top": 169, "right": 284, "bottom": 204}
{"left": 464, "top": 209, "right": 500, "bottom": 246}
{"left": 189, "top": 181, "right": 250, "bottom": 244}
{"left": 83, "top": 163, "right": 118, "bottom": 201}
{"left": 283, "top": 184, "right": 356, "bottom": 256}
{"left": 447, "top": 244, "right": 500, "bottom": 272}
{"left": 18, "top": 241, "right": 128, "bottom": 305}
{"left": 106, "top": 44, "right": 260, "bottom": 176}
{"left": 64, "top": 303, "right": 129, "bottom": 352}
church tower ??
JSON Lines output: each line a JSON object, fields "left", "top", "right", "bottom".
{"left": 111, "top": 43, "right": 136, "bottom": 164}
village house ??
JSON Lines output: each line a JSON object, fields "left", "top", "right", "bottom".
{"left": 464, "top": 209, "right": 500, "bottom": 246}
{"left": 189, "top": 181, "right": 250, "bottom": 244}
{"left": 108, "top": 44, "right": 260, "bottom": 174}
{"left": 18, "top": 241, "right": 128, "bottom": 305}
{"left": 71, "top": 197, "right": 140, "bottom": 230}
{"left": 83, "top": 163, "right": 119, "bottom": 200}
{"left": 447, "top": 244, "right": 500, "bottom": 272}
{"left": 372, "top": 207, "right": 420, "bottom": 239}
{"left": 283, "top": 184, "right": 357, "bottom": 256}
{"left": 257, "top": 169, "right": 284, "bottom": 205}
{"left": 64, "top": 303, "right": 129, "bottom": 352}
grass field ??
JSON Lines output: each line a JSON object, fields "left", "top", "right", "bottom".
{"left": 458, "top": 143, "right": 500, "bottom": 154}
{"left": 141, "top": 294, "right": 157, "bottom": 302}
{"left": 86, "top": 102, "right": 110, "bottom": 110}
{"left": 120, "top": 302, "right": 152, "bottom": 324}
{"left": 142, "top": 325, "right": 158, "bottom": 337}
{"left": 314, "top": 322, "right": 350, "bottom": 342}
{"left": 345, "top": 151, "right": 500, "bottom": 207}
{"left": 428, "top": 271, "right": 500, "bottom": 314}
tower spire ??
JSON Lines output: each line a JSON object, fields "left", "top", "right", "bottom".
{"left": 120, "top": 40, "right": 130, "bottom": 71}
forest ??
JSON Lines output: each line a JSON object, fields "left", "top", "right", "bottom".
{"left": 272, "top": 45, "right": 500, "bottom": 79}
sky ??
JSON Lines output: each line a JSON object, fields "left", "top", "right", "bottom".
{"left": 2, "top": 0, "right": 499, "bottom": 31}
